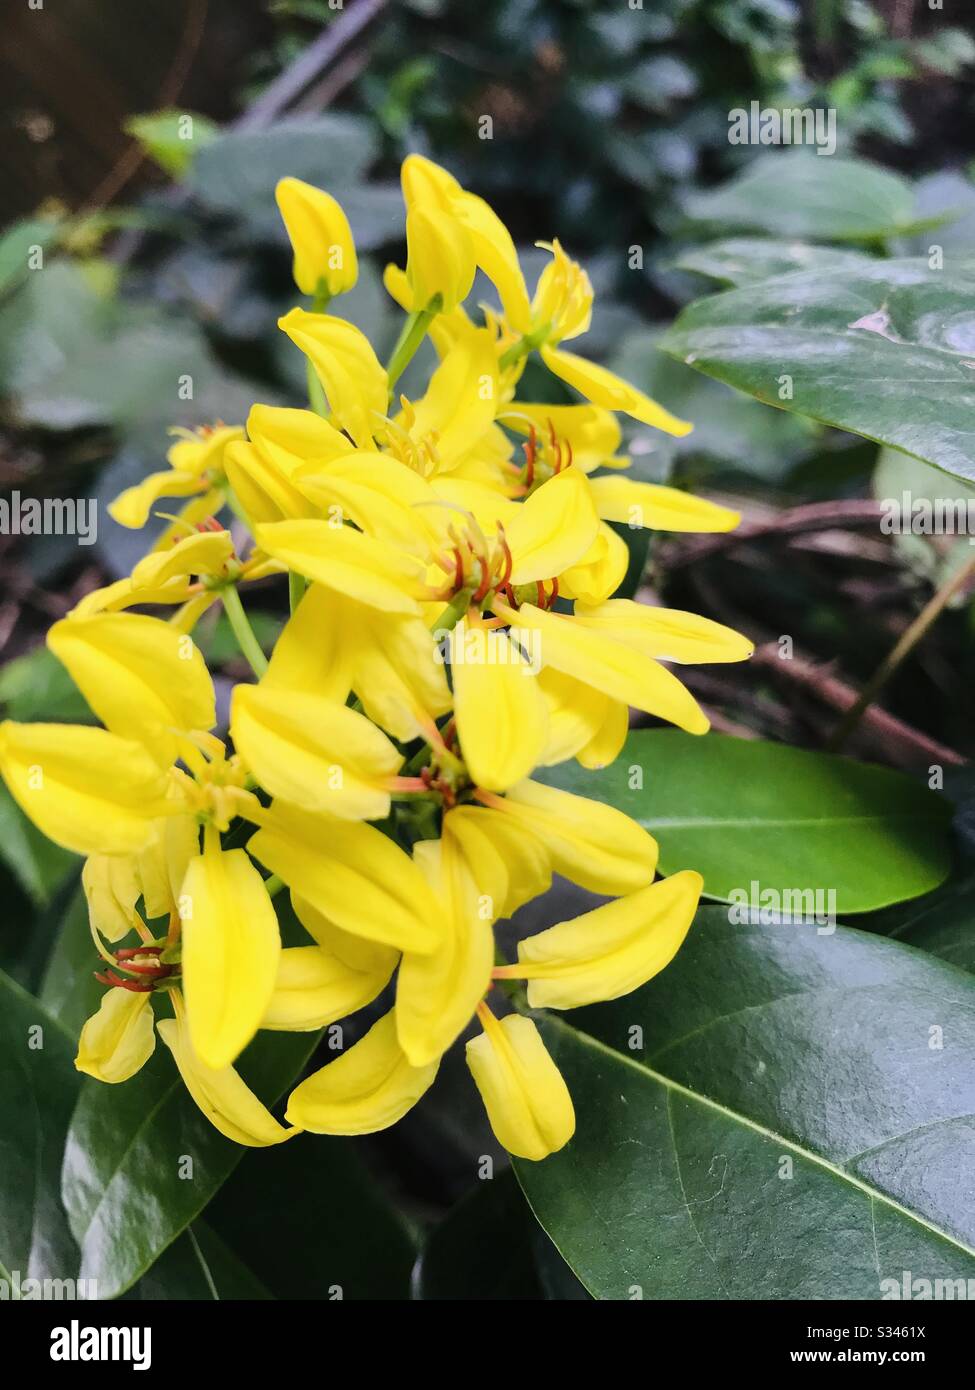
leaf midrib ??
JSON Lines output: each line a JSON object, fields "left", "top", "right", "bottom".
{"left": 547, "top": 1014, "right": 975, "bottom": 1261}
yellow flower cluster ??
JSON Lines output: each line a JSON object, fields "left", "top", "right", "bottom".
{"left": 0, "top": 157, "right": 752, "bottom": 1160}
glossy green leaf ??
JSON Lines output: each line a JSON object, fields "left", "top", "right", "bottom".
{"left": 208, "top": 1136, "right": 416, "bottom": 1300}
{"left": 515, "top": 909, "right": 975, "bottom": 1299}
{"left": 661, "top": 258, "right": 975, "bottom": 484}
{"left": 883, "top": 876, "right": 975, "bottom": 975}
{"left": 541, "top": 730, "right": 952, "bottom": 913}
{"left": 413, "top": 1169, "right": 543, "bottom": 1300}
{"left": 675, "top": 237, "right": 874, "bottom": 287}
{"left": 61, "top": 1024, "right": 319, "bottom": 1300}
{"left": 0, "top": 970, "right": 81, "bottom": 1284}
{"left": 0, "top": 785, "right": 76, "bottom": 907}
{"left": 126, "top": 1222, "right": 272, "bottom": 1301}
{"left": 682, "top": 154, "right": 941, "bottom": 242}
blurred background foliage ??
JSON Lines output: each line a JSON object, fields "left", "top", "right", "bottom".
{"left": 2, "top": 0, "right": 975, "bottom": 1297}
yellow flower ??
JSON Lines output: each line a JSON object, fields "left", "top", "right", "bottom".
{"left": 158, "top": 992, "right": 299, "bottom": 1147}
{"left": 47, "top": 612, "right": 216, "bottom": 768}
{"left": 473, "top": 777, "right": 659, "bottom": 896}
{"left": 70, "top": 529, "right": 236, "bottom": 621}
{"left": 403, "top": 203, "right": 475, "bottom": 312}
{"left": 108, "top": 424, "right": 243, "bottom": 541}
{"left": 466, "top": 1008, "right": 575, "bottom": 1161}
{"left": 496, "top": 870, "right": 703, "bottom": 1009}
{"left": 179, "top": 829, "right": 281, "bottom": 1070}
{"left": 286, "top": 1010, "right": 439, "bottom": 1135}
{"left": 0, "top": 720, "right": 171, "bottom": 856}
{"left": 396, "top": 835, "right": 493, "bottom": 1066}
{"left": 277, "top": 309, "right": 387, "bottom": 447}
{"left": 76, "top": 988, "right": 156, "bottom": 1084}
{"left": 275, "top": 176, "right": 357, "bottom": 298}
{"left": 247, "top": 802, "right": 441, "bottom": 955}
{"left": 230, "top": 681, "right": 405, "bottom": 821}
{"left": 262, "top": 944, "right": 393, "bottom": 1031}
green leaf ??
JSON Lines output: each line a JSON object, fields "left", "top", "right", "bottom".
{"left": 124, "top": 110, "right": 219, "bottom": 178}
{"left": 185, "top": 117, "right": 402, "bottom": 249}
{"left": 0, "top": 969, "right": 81, "bottom": 1283}
{"left": 207, "top": 1135, "right": 417, "bottom": 1300}
{"left": 611, "top": 330, "right": 816, "bottom": 482}
{"left": 0, "top": 644, "right": 93, "bottom": 723}
{"left": 125, "top": 1222, "right": 272, "bottom": 1301}
{"left": 0, "top": 218, "right": 60, "bottom": 300}
{"left": 515, "top": 909, "right": 975, "bottom": 1299}
{"left": 413, "top": 1170, "right": 544, "bottom": 1300}
{"left": 661, "top": 258, "right": 975, "bottom": 484}
{"left": 675, "top": 237, "right": 874, "bottom": 288}
{"left": 540, "top": 730, "right": 952, "bottom": 914}
{"left": 0, "top": 785, "right": 76, "bottom": 907}
{"left": 61, "top": 1025, "right": 320, "bottom": 1300}
{"left": 881, "top": 876, "right": 975, "bottom": 975}
{"left": 682, "top": 154, "right": 941, "bottom": 243}
{"left": 39, "top": 885, "right": 103, "bottom": 1037}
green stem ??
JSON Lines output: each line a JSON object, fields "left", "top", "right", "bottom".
{"left": 498, "top": 334, "right": 536, "bottom": 373}
{"left": 222, "top": 585, "right": 268, "bottom": 679}
{"left": 430, "top": 586, "right": 474, "bottom": 637}
{"left": 289, "top": 572, "right": 306, "bottom": 615}
{"left": 386, "top": 303, "right": 438, "bottom": 395}
{"left": 264, "top": 874, "right": 285, "bottom": 899}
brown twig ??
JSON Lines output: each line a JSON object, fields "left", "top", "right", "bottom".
{"left": 666, "top": 500, "right": 887, "bottom": 569}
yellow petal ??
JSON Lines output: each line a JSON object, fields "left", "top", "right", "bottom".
{"left": 247, "top": 803, "right": 440, "bottom": 954}
{"left": 502, "top": 601, "right": 710, "bottom": 735}
{"left": 503, "top": 402, "right": 626, "bottom": 473}
{"left": 48, "top": 613, "right": 216, "bottom": 765}
{"left": 588, "top": 475, "right": 739, "bottom": 532}
{"left": 540, "top": 344, "right": 693, "bottom": 436}
{"left": 518, "top": 870, "right": 702, "bottom": 1009}
{"left": 399, "top": 326, "right": 499, "bottom": 471}
{"left": 396, "top": 837, "right": 494, "bottom": 1066}
{"left": 157, "top": 1010, "right": 298, "bottom": 1147}
{"left": 349, "top": 607, "right": 451, "bottom": 743}
{"left": 277, "top": 309, "right": 387, "bottom": 448}
{"left": 450, "top": 619, "right": 548, "bottom": 791}
{"left": 262, "top": 944, "right": 392, "bottom": 1031}
{"left": 223, "top": 440, "right": 318, "bottom": 528}
{"left": 0, "top": 720, "right": 171, "bottom": 856}
{"left": 573, "top": 599, "right": 755, "bottom": 664}
{"left": 405, "top": 203, "right": 476, "bottom": 312}
{"left": 536, "top": 665, "right": 617, "bottom": 767}
{"left": 166, "top": 424, "right": 245, "bottom": 475}
{"left": 262, "top": 582, "right": 353, "bottom": 700}
{"left": 557, "top": 521, "right": 629, "bottom": 606}
{"left": 497, "top": 777, "right": 658, "bottom": 896}
{"left": 255, "top": 519, "right": 422, "bottom": 615}
{"left": 76, "top": 989, "right": 155, "bottom": 1083}
{"left": 293, "top": 450, "right": 435, "bottom": 555}
{"left": 444, "top": 804, "right": 551, "bottom": 919}
{"left": 577, "top": 698, "right": 628, "bottom": 770}
{"left": 108, "top": 470, "right": 206, "bottom": 529}
{"left": 505, "top": 467, "right": 599, "bottom": 584}
{"left": 292, "top": 893, "right": 399, "bottom": 977}
{"left": 453, "top": 191, "right": 534, "bottom": 334}
{"left": 286, "top": 1010, "right": 439, "bottom": 1135}
{"left": 247, "top": 403, "right": 352, "bottom": 469}
{"left": 180, "top": 844, "right": 281, "bottom": 1069}
{"left": 531, "top": 239, "right": 593, "bottom": 342}
{"left": 82, "top": 852, "right": 143, "bottom": 943}
{"left": 130, "top": 530, "right": 234, "bottom": 587}
{"left": 230, "top": 683, "right": 402, "bottom": 820}
{"left": 275, "top": 176, "right": 357, "bottom": 297}
{"left": 466, "top": 1011, "right": 574, "bottom": 1161}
